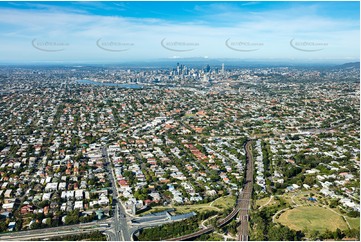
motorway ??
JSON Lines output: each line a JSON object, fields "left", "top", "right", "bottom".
{"left": 102, "top": 146, "right": 132, "bottom": 241}
{"left": 168, "top": 140, "right": 255, "bottom": 241}
{"left": 0, "top": 219, "right": 112, "bottom": 241}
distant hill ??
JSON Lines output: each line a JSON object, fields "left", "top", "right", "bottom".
{"left": 335, "top": 62, "right": 360, "bottom": 69}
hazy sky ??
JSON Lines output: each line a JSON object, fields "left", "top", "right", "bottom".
{"left": 0, "top": 1, "right": 359, "bottom": 63}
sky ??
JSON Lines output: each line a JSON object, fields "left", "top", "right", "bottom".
{"left": 0, "top": 1, "right": 359, "bottom": 64}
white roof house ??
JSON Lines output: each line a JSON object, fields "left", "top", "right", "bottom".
{"left": 45, "top": 182, "right": 58, "bottom": 192}
{"left": 74, "top": 201, "right": 83, "bottom": 211}
{"left": 42, "top": 192, "right": 52, "bottom": 201}
{"left": 75, "top": 190, "right": 83, "bottom": 200}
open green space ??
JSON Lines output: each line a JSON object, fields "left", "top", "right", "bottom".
{"left": 139, "top": 195, "right": 235, "bottom": 216}
{"left": 276, "top": 206, "right": 348, "bottom": 234}
{"left": 255, "top": 196, "right": 279, "bottom": 208}
{"left": 346, "top": 217, "right": 360, "bottom": 229}
{"left": 210, "top": 195, "right": 236, "bottom": 209}
{"left": 255, "top": 197, "right": 270, "bottom": 207}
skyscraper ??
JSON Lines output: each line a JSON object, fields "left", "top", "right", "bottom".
{"left": 205, "top": 64, "right": 211, "bottom": 73}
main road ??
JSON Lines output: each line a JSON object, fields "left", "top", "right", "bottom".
{"left": 102, "top": 145, "right": 132, "bottom": 241}
{"left": 0, "top": 219, "right": 112, "bottom": 241}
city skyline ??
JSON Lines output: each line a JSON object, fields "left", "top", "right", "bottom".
{"left": 0, "top": 1, "right": 359, "bottom": 64}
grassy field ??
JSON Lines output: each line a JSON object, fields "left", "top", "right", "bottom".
{"left": 139, "top": 195, "right": 236, "bottom": 216}
{"left": 173, "top": 203, "right": 219, "bottom": 214}
{"left": 255, "top": 196, "right": 279, "bottom": 209}
{"left": 255, "top": 197, "right": 271, "bottom": 207}
{"left": 276, "top": 206, "right": 348, "bottom": 233}
{"left": 346, "top": 217, "right": 360, "bottom": 229}
{"left": 211, "top": 195, "right": 236, "bottom": 209}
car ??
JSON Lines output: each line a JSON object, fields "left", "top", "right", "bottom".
{"left": 99, "top": 223, "right": 110, "bottom": 228}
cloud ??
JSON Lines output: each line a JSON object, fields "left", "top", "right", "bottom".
{"left": 0, "top": 2, "right": 358, "bottom": 62}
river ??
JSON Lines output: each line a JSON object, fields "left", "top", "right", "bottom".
{"left": 76, "top": 79, "right": 143, "bottom": 89}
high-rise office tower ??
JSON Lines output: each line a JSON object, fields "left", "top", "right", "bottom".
{"left": 205, "top": 64, "right": 211, "bottom": 73}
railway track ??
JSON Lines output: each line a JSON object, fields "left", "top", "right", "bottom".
{"left": 237, "top": 141, "right": 254, "bottom": 241}
{"left": 168, "top": 140, "right": 254, "bottom": 241}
